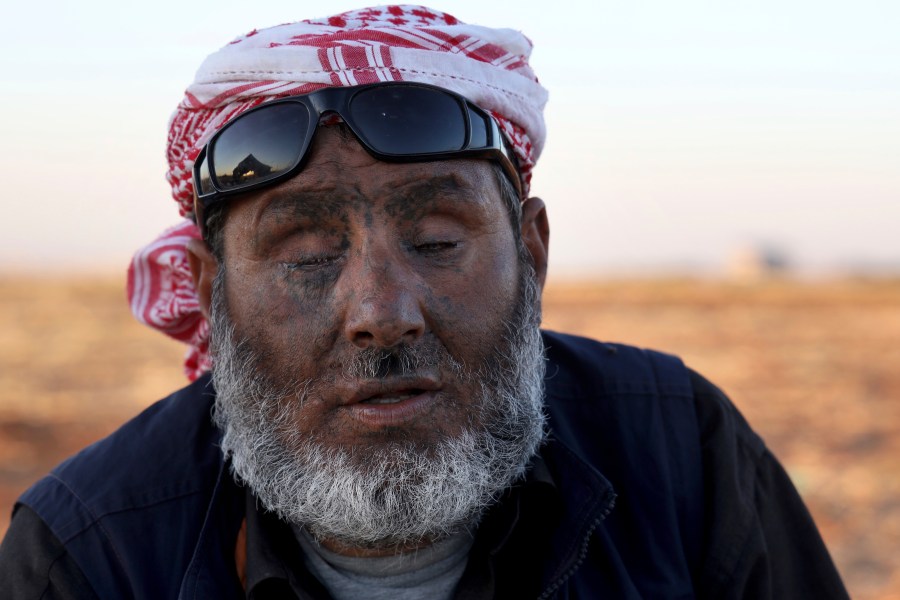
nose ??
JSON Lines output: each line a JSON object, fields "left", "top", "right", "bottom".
{"left": 342, "top": 253, "right": 426, "bottom": 349}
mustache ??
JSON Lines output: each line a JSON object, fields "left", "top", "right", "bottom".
{"left": 344, "top": 343, "right": 463, "bottom": 380}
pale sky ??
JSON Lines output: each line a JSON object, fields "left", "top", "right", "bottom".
{"left": 2, "top": 0, "right": 898, "bottom": 278}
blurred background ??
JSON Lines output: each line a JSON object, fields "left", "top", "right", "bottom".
{"left": 1, "top": 1, "right": 898, "bottom": 597}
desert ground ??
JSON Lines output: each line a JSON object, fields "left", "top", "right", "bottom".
{"left": 1, "top": 274, "right": 898, "bottom": 598}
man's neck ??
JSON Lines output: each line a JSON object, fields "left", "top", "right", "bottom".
{"left": 294, "top": 526, "right": 474, "bottom": 600}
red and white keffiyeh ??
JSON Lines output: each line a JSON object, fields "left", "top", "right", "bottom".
{"left": 129, "top": 5, "right": 548, "bottom": 380}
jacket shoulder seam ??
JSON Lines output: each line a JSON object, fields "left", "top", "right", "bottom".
{"left": 43, "top": 475, "right": 130, "bottom": 582}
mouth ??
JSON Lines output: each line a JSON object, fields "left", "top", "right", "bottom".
{"left": 342, "top": 378, "right": 442, "bottom": 427}
{"left": 358, "top": 389, "right": 429, "bottom": 405}
{"left": 346, "top": 376, "right": 441, "bottom": 404}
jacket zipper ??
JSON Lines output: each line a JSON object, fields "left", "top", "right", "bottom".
{"left": 537, "top": 491, "right": 616, "bottom": 599}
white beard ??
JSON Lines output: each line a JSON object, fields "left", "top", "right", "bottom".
{"left": 209, "top": 258, "right": 547, "bottom": 550}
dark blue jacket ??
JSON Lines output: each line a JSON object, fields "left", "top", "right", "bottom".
{"left": 11, "top": 331, "right": 848, "bottom": 598}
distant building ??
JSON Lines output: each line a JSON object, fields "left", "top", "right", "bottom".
{"left": 725, "top": 243, "right": 790, "bottom": 281}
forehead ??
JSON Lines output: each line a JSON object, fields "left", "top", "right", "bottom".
{"left": 229, "top": 124, "right": 506, "bottom": 224}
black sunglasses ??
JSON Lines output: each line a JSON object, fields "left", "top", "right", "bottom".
{"left": 192, "top": 82, "right": 521, "bottom": 235}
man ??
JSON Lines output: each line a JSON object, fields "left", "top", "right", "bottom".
{"left": 1, "top": 6, "right": 849, "bottom": 599}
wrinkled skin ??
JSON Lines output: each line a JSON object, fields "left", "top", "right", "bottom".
{"left": 188, "top": 125, "right": 549, "bottom": 555}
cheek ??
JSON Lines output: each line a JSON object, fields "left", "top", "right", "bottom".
{"left": 426, "top": 242, "right": 521, "bottom": 355}
{"left": 227, "top": 263, "right": 344, "bottom": 372}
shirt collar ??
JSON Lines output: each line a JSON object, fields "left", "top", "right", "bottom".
{"left": 243, "top": 487, "right": 330, "bottom": 600}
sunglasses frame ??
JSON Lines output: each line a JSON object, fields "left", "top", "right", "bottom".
{"left": 192, "top": 82, "right": 521, "bottom": 237}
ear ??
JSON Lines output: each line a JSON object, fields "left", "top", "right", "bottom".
{"left": 520, "top": 196, "right": 549, "bottom": 290}
{"left": 186, "top": 238, "right": 219, "bottom": 320}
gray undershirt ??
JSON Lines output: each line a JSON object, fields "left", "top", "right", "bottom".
{"left": 293, "top": 526, "right": 473, "bottom": 600}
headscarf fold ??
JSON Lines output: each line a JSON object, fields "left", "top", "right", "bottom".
{"left": 129, "top": 5, "right": 548, "bottom": 379}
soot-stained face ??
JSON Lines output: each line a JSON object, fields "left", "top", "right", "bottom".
{"left": 191, "top": 125, "right": 550, "bottom": 553}
{"left": 218, "top": 126, "right": 530, "bottom": 448}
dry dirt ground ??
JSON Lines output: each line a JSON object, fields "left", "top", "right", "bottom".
{"left": 1, "top": 275, "right": 898, "bottom": 598}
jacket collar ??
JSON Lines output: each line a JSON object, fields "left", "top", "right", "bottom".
{"left": 178, "top": 455, "right": 246, "bottom": 600}
{"left": 535, "top": 440, "right": 617, "bottom": 596}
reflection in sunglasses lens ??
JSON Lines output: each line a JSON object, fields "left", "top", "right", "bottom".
{"left": 213, "top": 103, "right": 311, "bottom": 191}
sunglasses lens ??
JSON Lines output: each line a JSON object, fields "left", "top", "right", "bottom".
{"left": 350, "top": 86, "right": 467, "bottom": 155}
{"left": 211, "top": 103, "right": 311, "bottom": 192}
{"left": 196, "top": 153, "right": 214, "bottom": 196}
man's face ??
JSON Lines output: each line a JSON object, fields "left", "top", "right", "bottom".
{"left": 203, "top": 125, "right": 547, "bottom": 551}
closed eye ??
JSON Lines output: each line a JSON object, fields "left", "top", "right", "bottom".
{"left": 282, "top": 254, "right": 342, "bottom": 272}
{"left": 415, "top": 241, "right": 459, "bottom": 254}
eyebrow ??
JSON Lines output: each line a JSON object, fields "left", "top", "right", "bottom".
{"left": 254, "top": 181, "right": 345, "bottom": 222}
{"left": 382, "top": 173, "right": 486, "bottom": 216}
{"left": 255, "top": 171, "right": 486, "bottom": 224}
